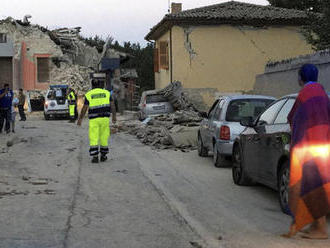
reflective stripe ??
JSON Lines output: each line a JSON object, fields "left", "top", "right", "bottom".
{"left": 89, "top": 104, "right": 110, "bottom": 110}
{"left": 88, "top": 112, "right": 111, "bottom": 119}
{"left": 89, "top": 146, "right": 99, "bottom": 156}
{"left": 100, "top": 146, "right": 109, "bottom": 155}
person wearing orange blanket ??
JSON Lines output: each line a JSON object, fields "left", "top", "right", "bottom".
{"left": 283, "top": 64, "right": 330, "bottom": 239}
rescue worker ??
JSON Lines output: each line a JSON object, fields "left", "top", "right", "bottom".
{"left": 67, "top": 88, "right": 76, "bottom": 123}
{"left": 77, "top": 80, "right": 116, "bottom": 163}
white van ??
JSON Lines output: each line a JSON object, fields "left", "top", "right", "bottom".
{"left": 44, "top": 85, "right": 69, "bottom": 120}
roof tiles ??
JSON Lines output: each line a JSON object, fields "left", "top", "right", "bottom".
{"left": 146, "top": 1, "right": 310, "bottom": 40}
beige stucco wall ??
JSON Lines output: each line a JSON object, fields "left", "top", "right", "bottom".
{"left": 154, "top": 31, "right": 171, "bottom": 89}
{"left": 154, "top": 24, "right": 313, "bottom": 106}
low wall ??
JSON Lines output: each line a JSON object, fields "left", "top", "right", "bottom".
{"left": 253, "top": 50, "right": 330, "bottom": 98}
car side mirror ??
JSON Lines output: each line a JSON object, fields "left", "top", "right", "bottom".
{"left": 240, "top": 116, "right": 255, "bottom": 127}
{"left": 199, "top": 111, "right": 208, "bottom": 119}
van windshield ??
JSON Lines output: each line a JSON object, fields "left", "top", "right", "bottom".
{"left": 226, "top": 99, "right": 274, "bottom": 122}
{"left": 146, "top": 94, "right": 167, "bottom": 104}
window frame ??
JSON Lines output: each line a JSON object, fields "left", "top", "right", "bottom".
{"left": 36, "top": 57, "right": 50, "bottom": 83}
{"left": 0, "top": 33, "right": 7, "bottom": 43}
{"left": 257, "top": 99, "right": 288, "bottom": 126}
{"left": 159, "top": 41, "right": 169, "bottom": 70}
{"left": 273, "top": 98, "right": 296, "bottom": 125}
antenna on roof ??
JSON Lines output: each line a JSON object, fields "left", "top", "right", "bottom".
{"left": 168, "top": 0, "right": 171, "bottom": 13}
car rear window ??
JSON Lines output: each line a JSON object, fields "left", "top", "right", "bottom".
{"left": 226, "top": 99, "right": 274, "bottom": 122}
{"left": 146, "top": 94, "right": 167, "bottom": 104}
{"left": 47, "top": 89, "right": 66, "bottom": 100}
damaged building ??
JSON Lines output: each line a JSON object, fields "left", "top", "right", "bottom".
{"left": 0, "top": 17, "right": 139, "bottom": 112}
{"left": 146, "top": 1, "right": 314, "bottom": 110}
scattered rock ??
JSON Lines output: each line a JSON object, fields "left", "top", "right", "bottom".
{"left": 35, "top": 189, "right": 56, "bottom": 195}
{"left": 115, "top": 169, "right": 128, "bottom": 174}
{"left": 0, "top": 190, "right": 29, "bottom": 197}
{"left": 190, "top": 241, "right": 203, "bottom": 248}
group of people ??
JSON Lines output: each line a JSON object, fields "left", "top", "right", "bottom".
{"left": 0, "top": 84, "right": 26, "bottom": 134}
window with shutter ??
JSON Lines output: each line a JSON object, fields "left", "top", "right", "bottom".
{"left": 153, "top": 48, "right": 159, "bottom": 73}
{"left": 159, "top": 41, "right": 169, "bottom": 70}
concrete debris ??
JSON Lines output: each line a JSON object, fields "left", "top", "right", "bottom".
{"left": 51, "top": 63, "right": 93, "bottom": 94}
{"left": 124, "top": 110, "right": 202, "bottom": 151}
{"left": 157, "top": 81, "right": 198, "bottom": 111}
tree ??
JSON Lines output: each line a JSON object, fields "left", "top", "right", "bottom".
{"left": 268, "top": 0, "right": 330, "bottom": 50}
{"left": 267, "top": 0, "right": 322, "bottom": 12}
{"left": 304, "top": 0, "right": 330, "bottom": 50}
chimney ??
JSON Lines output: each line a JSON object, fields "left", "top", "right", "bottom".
{"left": 171, "top": 3, "right": 182, "bottom": 14}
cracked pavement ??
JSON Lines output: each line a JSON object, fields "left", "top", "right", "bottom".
{"left": 0, "top": 116, "right": 329, "bottom": 248}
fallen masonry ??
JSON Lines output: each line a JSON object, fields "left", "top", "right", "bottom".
{"left": 119, "top": 110, "right": 202, "bottom": 151}
{"left": 115, "top": 81, "right": 204, "bottom": 151}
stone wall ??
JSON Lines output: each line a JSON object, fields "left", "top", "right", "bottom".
{"left": 253, "top": 50, "right": 330, "bottom": 98}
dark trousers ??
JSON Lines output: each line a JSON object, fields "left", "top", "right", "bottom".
{"left": 18, "top": 105, "right": 26, "bottom": 121}
{"left": 0, "top": 108, "right": 11, "bottom": 133}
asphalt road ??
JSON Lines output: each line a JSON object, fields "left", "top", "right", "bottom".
{"left": 0, "top": 117, "right": 329, "bottom": 248}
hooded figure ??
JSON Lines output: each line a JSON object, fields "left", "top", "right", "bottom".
{"left": 284, "top": 64, "right": 330, "bottom": 239}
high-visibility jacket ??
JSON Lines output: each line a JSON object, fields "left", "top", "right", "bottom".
{"left": 67, "top": 91, "right": 76, "bottom": 105}
{"left": 85, "top": 88, "right": 111, "bottom": 119}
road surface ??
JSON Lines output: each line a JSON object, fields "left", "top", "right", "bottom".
{"left": 0, "top": 116, "right": 329, "bottom": 248}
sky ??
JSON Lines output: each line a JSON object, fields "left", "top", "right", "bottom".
{"left": 1, "top": 0, "right": 269, "bottom": 46}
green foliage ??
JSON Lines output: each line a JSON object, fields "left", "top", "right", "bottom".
{"left": 80, "top": 35, "right": 155, "bottom": 91}
{"left": 80, "top": 35, "right": 108, "bottom": 53}
{"left": 303, "top": 0, "right": 330, "bottom": 50}
{"left": 114, "top": 42, "right": 155, "bottom": 92}
{"left": 268, "top": 0, "right": 330, "bottom": 50}
{"left": 267, "top": 0, "right": 322, "bottom": 11}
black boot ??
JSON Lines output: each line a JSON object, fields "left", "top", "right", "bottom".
{"left": 91, "top": 156, "right": 99, "bottom": 163}
{"left": 100, "top": 155, "right": 108, "bottom": 162}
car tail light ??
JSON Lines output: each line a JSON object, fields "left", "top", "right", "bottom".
{"left": 220, "top": 125, "right": 230, "bottom": 140}
{"left": 45, "top": 101, "right": 49, "bottom": 109}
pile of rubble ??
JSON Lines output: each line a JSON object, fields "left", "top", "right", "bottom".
{"left": 118, "top": 82, "right": 203, "bottom": 151}
{"left": 51, "top": 63, "right": 93, "bottom": 94}
{"left": 158, "top": 81, "right": 198, "bottom": 111}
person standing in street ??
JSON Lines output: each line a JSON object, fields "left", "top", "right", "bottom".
{"left": 18, "top": 88, "right": 26, "bottom": 121}
{"left": 77, "top": 80, "right": 117, "bottom": 163}
{"left": 0, "top": 83, "right": 13, "bottom": 134}
{"left": 11, "top": 94, "right": 19, "bottom": 133}
{"left": 67, "top": 88, "right": 76, "bottom": 123}
{"left": 283, "top": 64, "right": 330, "bottom": 239}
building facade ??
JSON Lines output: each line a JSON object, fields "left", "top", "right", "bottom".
{"left": 146, "top": 1, "right": 314, "bottom": 107}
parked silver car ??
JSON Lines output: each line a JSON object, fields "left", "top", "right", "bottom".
{"left": 198, "top": 95, "right": 276, "bottom": 167}
{"left": 139, "top": 90, "right": 174, "bottom": 120}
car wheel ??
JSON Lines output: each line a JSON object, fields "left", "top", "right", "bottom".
{"left": 232, "top": 144, "right": 254, "bottom": 185}
{"left": 198, "top": 134, "right": 208, "bottom": 157}
{"left": 278, "top": 161, "right": 290, "bottom": 215}
{"left": 213, "top": 142, "right": 227, "bottom": 168}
